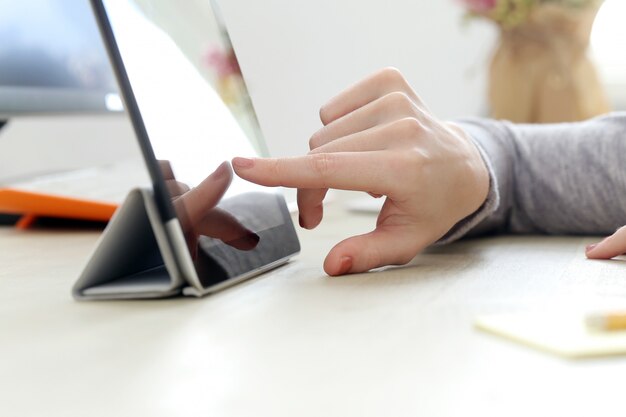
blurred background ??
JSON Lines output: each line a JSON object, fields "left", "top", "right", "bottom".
{"left": 138, "top": 0, "right": 626, "bottom": 157}
{"left": 0, "top": 0, "right": 624, "bottom": 196}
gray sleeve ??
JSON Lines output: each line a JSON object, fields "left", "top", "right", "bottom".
{"left": 441, "top": 112, "right": 626, "bottom": 242}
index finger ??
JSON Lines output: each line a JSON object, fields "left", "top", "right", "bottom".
{"left": 232, "top": 153, "right": 400, "bottom": 196}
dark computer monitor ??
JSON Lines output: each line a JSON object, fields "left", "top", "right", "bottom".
{"left": 0, "top": 0, "right": 139, "bottom": 192}
{"left": 0, "top": 0, "right": 121, "bottom": 116}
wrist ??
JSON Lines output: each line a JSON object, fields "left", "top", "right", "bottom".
{"left": 433, "top": 121, "right": 500, "bottom": 245}
{"left": 447, "top": 122, "right": 490, "bottom": 219}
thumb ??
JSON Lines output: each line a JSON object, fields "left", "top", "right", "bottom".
{"left": 323, "top": 227, "right": 428, "bottom": 276}
{"left": 586, "top": 226, "right": 626, "bottom": 259}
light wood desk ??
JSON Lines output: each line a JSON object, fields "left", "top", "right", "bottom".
{"left": 1, "top": 193, "right": 626, "bottom": 417}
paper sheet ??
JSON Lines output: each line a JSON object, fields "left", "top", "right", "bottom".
{"left": 475, "top": 312, "right": 626, "bottom": 359}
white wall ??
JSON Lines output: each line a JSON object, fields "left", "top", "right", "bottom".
{"left": 591, "top": 0, "right": 626, "bottom": 110}
{"left": 217, "top": 0, "right": 497, "bottom": 158}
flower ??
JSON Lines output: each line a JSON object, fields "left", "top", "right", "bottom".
{"left": 204, "top": 44, "right": 242, "bottom": 78}
{"left": 461, "top": 0, "right": 497, "bottom": 13}
{"left": 460, "top": 0, "right": 600, "bottom": 27}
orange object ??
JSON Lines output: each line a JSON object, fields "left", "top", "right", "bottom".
{"left": 0, "top": 188, "right": 118, "bottom": 229}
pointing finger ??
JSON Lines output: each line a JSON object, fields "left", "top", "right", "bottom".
{"left": 232, "top": 152, "right": 401, "bottom": 197}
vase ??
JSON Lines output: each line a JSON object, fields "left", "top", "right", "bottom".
{"left": 488, "top": 3, "right": 611, "bottom": 123}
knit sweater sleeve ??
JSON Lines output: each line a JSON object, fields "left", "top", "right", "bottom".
{"left": 440, "top": 113, "right": 626, "bottom": 242}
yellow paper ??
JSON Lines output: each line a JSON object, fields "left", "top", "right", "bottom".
{"left": 475, "top": 312, "right": 626, "bottom": 359}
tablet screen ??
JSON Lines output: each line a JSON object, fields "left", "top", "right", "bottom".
{"left": 96, "top": 0, "right": 299, "bottom": 291}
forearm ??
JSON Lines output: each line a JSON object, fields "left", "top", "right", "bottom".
{"left": 444, "top": 113, "right": 626, "bottom": 241}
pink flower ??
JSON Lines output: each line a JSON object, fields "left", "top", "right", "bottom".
{"left": 461, "top": 0, "right": 497, "bottom": 13}
{"left": 204, "top": 45, "right": 242, "bottom": 78}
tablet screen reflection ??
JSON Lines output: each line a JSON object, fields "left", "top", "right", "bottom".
{"left": 102, "top": 0, "right": 292, "bottom": 286}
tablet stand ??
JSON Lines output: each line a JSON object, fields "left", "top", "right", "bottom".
{"left": 72, "top": 187, "right": 186, "bottom": 300}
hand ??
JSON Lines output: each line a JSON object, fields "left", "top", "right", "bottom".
{"left": 233, "top": 67, "right": 489, "bottom": 276}
{"left": 159, "top": 160, "right": 259, "bottom": 259}
{"left": 585, "top": 226, "right": 626, "bottom": 260}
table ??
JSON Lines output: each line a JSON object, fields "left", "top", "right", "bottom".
{"left": 2, "top": 192, "right": 626, "bottom": 417}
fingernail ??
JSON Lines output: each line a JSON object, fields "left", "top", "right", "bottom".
{"left": 232, "top": 157, "right": 254, "bottom": 169}
{"left": 212, "top": 161, "right": 230, "bottom": 179}
{"left": 337, "top": 256, "right": 353, "bottom": 275}
{"left": 298, "top": 214, "right": 305, "bottom": 228}
{"left": 586, "top": 243, "right": 598, "bottom": 253}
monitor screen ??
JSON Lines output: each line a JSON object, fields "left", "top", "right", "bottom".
{"left": 0, "top": 0, "right": 121, "bottom": 115}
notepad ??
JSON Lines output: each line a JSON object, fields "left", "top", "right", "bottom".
{"left": 475, "top": 312, "right": 626, "bottom": 359}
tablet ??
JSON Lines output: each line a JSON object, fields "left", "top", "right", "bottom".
{"left": 80, "top": 0, "right": 299, "bottom": 297}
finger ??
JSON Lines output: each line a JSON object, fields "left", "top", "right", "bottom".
{"left": 232, "top": 152, "right": 402, "bottom": 197}
{"left": 310, "top": 91, "right": 424, "bottom": 150}
{"left": 310, "top": 118, "right": 426, "bottom": 155}
{"left": 196, "top": 208, "right": 260, "bottom": 251}
{"left": 165, "top": 179, "right": 191, "bottom": 199}
{"left": 297, "top": 188, "right": 328, "bottom": 229}
{"left": 319, "top": 67, "right": 421, "bottom": 125}
{"left": 586, "top": 226, "right": 626, "bottom": 259}
{"left": 158, "top": 160, "right": 175, "bottom": 181}
{"left": 322, "top": 225, "right": 429, "bottom": 276}
{"left": 178, "top": 161, "right": 232, "bottom": 224}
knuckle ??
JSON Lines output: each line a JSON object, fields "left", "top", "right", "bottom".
{"left": 377, "top": 66, "right": 405, "bottom": 85}
{"left": 308, "top": 153, "right": 335, "bottom": 184}
{"left": 269, "top": 158, "right": 283, "bottom": 180}
{"left": 615, "top": 225, "right": 626, "bottom": 236}
{"left": 319, "top": 105, "right": 331, "bottom": 125}
{"left": 309, "top": 130, "right": 323, "bottom": 150}
{"left": 385, "top": 91, "right": 414, "bottom": 114}
{"left": 393, "top": 150, "right": 427, "bottom": 185}
{"left": 309, "top": 124, "right": 333, "bottom": 150}
{"left": 378, "top": 152, "right": 418, "bottom": 194}
{"left": 375, "top": 67, "right": 424, "bottom": 105}
{"left": 394, "top": 117, "right": 425, "bottom": 137}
